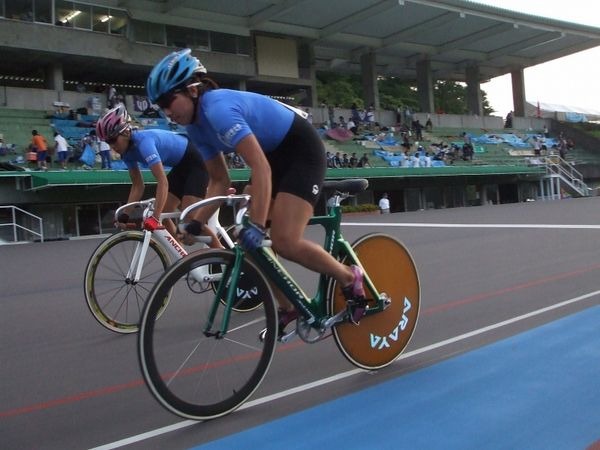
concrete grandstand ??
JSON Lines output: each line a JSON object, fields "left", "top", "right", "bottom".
{"left": 1, "top": 1, "right": 600, "bottom": 241}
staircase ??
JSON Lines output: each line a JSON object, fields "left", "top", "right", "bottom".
{"left": 542, "top": 155, "right": 591, "bottom": 199}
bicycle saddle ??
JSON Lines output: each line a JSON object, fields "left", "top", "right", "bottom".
{"left": 323, "top": 178, "right": 368, "bottom": 195}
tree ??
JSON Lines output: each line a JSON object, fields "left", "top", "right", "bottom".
{"left": 317, "top": 72, "right": 494, "bottom": 115}
{"left": 377, "top": 77, "right": 419, "bottom": 111}
{"left": 316, "top": 73, "right": 363, "bottom": 108}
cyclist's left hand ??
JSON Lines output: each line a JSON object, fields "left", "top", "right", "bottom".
{"left": 143, "top": 216, "right": 163, "bottom": 231}
{"left": 180, "top": 220, "right": 203, "bottom": 245}
{"left": 238, "top": 221, "right": 266, "bottom": 251}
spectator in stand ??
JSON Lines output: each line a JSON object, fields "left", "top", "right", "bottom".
{"left": 423, "top": 152, "right": 432, "bottom": 167}
{"left": 338, "top": 116, "right": 346, "bottom": 129}
{"left": 425, "top": 115, "right": 433, "bottom": 132}
{"left": 349, "top": 152, "right": 358, "bottom": 168}
{"left": 81, "top": 130, "right": 100, "bottom": 169}
{"left": 326, "top": 151, "right": 335, "bottom": 168}
{"left": 31, "top": 130, "right": 48, "bottom": 171}
{"left": 401, "top": 131, "right": 411, "bottom": 151}
{"left": 54, "top": 131, "right": 69, "bottom": 170}
{"left": 411, "top": 152, "right": 420, "bottom": 168}
{"left": 106, "top": 84, "right": 117, "bottom": 108}
{"left": 532, "top": 136, "right": 541, "bottom": 157}
{"left": 558, "top": 137, "right": 567, "bottom": 159}
{"left": 333, "top": 151, "right": 342, "bottom": 168}
{"left": 504, "top": 111, "right": 513, "bottom": 129}
{"left": 462, "top": 132, "right": 474, "bottom": 161}
{"left": 327, "top": 105, "right": 335, "bottom": 128}
{"left": 351, "top": 103, "right": 361, "bottom": 125}
{"left": 99, "top": 139, "right": 112, "bottom": 169}
{"left": 341, "top": 153, "right": 350, "bottom": 168}
{"left": 365, "top": 105, "right": 375, "bottom": 130}
{"left": 357, "top": 152, "right": 371, "bottom": 168}
{"left": 347, "top": 117, "right": 357, "bottom": 135}
{"left": 414, "top": 119, "right": 423, "bottom": 141}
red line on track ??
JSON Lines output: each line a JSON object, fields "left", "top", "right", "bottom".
{"left": 0, "top": 379, "right": 144, "bottom": 419}
{"left": 422, "top": 263, "right": 600, "bottom": 315}
{"left": 2, "top": 265, "right": 599, "bottom": 420}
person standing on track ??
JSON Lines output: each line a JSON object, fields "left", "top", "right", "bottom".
{"left": 378, "top": 193, "right": 390, "bottom": 214}
{"left": 145, "top": 48, "right": 368, "bottom": 328}
{"left": 95, "top": 104, "right": 219, "bottom": 246}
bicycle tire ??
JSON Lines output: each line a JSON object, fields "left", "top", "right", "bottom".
{"left": 330, "top": 233, "right": 420, "bottom": 370}
{"left": 138, "top": 248, "right": 278, "bottom": 420}
{"left": 84, "top": 231, "right": 171, "bottom": 334}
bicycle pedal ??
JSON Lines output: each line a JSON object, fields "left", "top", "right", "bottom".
{"left": 346, "top": 298, "right": 367, "bottom": 325}
{"left": 278, "top": 329, "right": 297, "bottom": 343}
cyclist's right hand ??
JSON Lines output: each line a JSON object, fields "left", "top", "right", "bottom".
{"left": 143, "top": 216, "right": 163, "bottom": 231}
{"left": 238, "top": 221, "right": 266, "bottom": 251}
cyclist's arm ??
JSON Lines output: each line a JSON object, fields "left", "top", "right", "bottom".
{"left": 235, "top": 134, "right": 271, "bottom": 228}
{"left": 193, "top": 153, "right": 230, "bottom": 224}
{"left": 149, "top": 162, "right": 169, "bottom": 220}
{"left": 127, "top": 167, "right": 145, "bottom": 203}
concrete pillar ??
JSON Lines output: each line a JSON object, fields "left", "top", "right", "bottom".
{"left": 45, "top": 62, "right": 64, "bottom": 97}
{"left": 511, "top": 68, "right": 526, "bottom": 117}
{"left": 416, "top": 58, "right": 434, "bottom": 113}
{"left": 466, "top": 65, "right": 482, "bottom": 116}
{"left": 360, "top": 51, "right": 379, "bottom": 109}
{"left": 309, "top": 65, "right": 318, "bottom": 107}
{"left": 238, "top": 79, "right": 247, "bottom": 91}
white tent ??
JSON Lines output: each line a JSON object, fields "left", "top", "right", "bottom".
{"left": 525, "top": 101, "right": 600, "bottom": 122}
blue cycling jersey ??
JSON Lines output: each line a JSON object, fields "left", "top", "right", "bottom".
{"left": 121, "top": 129, "right": 189, "bottom": 169}
{"left": 185, "top": 89, "right": 294, "bottom": 161}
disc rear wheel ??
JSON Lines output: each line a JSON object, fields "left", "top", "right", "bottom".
{"left": 330, "top": 233, "right": 420, "bottom": 369}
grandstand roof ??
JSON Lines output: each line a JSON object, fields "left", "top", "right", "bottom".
{"left": 119, "top": 0, "right": 600, "bottom": 82}
{"left": 1, "top": 1, "right": 600, "bottom": 86}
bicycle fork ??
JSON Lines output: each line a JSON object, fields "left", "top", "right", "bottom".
{"left": 127, "top": 230, "right": 153, "bottom": 284}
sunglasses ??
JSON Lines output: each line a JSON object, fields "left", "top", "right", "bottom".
{"left": 156, "top": 89, "right": 182, "bottom": 110}
{"left": 106, "top": 134, "right": 120, "bottom": 145}
{"left": 155, "top": 82, "right": 202, "bottom": 110}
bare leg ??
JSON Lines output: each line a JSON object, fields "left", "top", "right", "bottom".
{"left": 269, "top": 192, "right": 354, "bottom": 310}
{"left": 163, "top": 193, "right": 181, "bottom": 238}
{"left": 181, "top": 194, "right": 222, "bottom": 248}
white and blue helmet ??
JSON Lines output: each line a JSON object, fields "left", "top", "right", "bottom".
{"left": 146, "top": 49, "right": 207, "bottom": 103}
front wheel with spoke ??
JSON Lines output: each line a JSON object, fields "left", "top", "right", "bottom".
{"left": 84, "top": 231, "right": 171, "bottom": 334}
{"left": 138, "top": 248, "right": 277, "bottom": 420}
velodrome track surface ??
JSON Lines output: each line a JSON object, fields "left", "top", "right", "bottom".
{"left": 1, "top": 198, "right": 599, "bottom": 449}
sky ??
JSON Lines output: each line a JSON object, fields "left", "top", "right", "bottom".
{"left": 473, "top": 0, "right": 600, "bottom": 117}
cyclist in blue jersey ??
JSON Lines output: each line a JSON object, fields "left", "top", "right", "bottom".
{"left": 96, "top": 105, "right": 218, "bottom": 245}
{"left": 145, "top": 49, "right": 367, "bottom": 327}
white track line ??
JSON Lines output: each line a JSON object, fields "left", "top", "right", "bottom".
{"left": 90, "top": 290, "right": 600, "bottom": 450}
{"left": 342, "top": 222, "right": 600, "bottom": 229}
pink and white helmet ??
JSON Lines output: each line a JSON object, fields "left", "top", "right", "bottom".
{"left": 96, "top": 104, "right": 130, "bottom": 141}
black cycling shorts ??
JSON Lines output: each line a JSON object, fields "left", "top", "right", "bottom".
{"left": 266, "top": 113, "right": 326, "bottom": 206}
{"left": 167, "top": 141, "right": 208, "bottom": 199}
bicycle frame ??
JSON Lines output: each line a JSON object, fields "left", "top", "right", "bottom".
{"left": 115, "top": 197, "right": 238, "bottom": 284}
{"left": 207, "top": 200, "right": 386, "bottom": 337}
